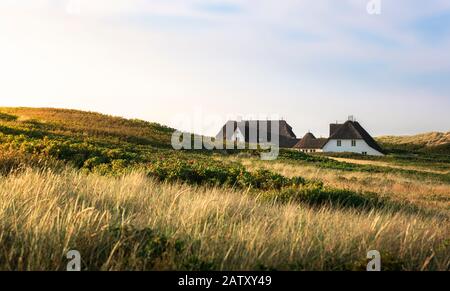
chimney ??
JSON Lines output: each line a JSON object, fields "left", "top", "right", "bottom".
{"left": 348, "top": 115, "right": 354, "bottom": 122}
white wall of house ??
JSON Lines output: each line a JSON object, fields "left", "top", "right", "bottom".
{"left": 322, "top": 139, "right": 384, "bottom": 156}
{"left": 231, "top": 128, "right": 245, "bottom": 143}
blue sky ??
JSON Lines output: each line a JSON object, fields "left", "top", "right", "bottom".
{"left": 0, "top": 0, "right": 449, "bottom": 137}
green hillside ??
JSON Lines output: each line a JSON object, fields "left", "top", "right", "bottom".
{"left": 0, "top": 107, "right": 181, "bottom": 174}
{"left": 0, "top": 107, "right": 174, "bottom": 147}
{"left": 377, "top": 132, "right": 450, "bottom": 154}
{"left": 1, "top": 107, "right": 449, "bottom": 182}
{"left": 0, "top": 107, "right": 449, "bottom": 271}
{"left": 0, "top": 107, "right": 315, "bottom": 187}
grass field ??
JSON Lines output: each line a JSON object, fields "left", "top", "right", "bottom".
{"left": 0, "top": 108, "right": 449, "bottom": 271}
{"left": 377, "top": 132, "right": 450, "bottom": 155}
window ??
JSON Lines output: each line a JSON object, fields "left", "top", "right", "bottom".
{"left": 337, "top": 140, "right": 342, "bottom": 147}
{"left": 362, "top": 151, "right": 367, "bottom": 155}
{"left": 351, "top": 140, "right": 356, "bottom": 147}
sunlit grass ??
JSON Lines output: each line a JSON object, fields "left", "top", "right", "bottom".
{"left": 0, "top": 168, "right": 448, "bottom": 271}
{"left": 0, "top": 107, "right": 448, "bottom": 271}
{"left": 237, "top": 157, "right": 450, "bottom": 216}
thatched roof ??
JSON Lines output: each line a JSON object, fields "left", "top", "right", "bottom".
{"left": 216, "top": 120, "right": 299, "bottom": 148}
{"left": 329, "top": 120, "right": 384, "bottom": 153}
{"left": 293, "top": 132, "right": 328, "bottom": 149}
{"left": 330, "top": 123, "right": 342, "bottom": 136}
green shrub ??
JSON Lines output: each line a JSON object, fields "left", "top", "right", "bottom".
{"left": 261, "top": 182, "right": 388, "bottom": 210}
{"left": 147, "top": 158, "right": 309, "bottom": 190}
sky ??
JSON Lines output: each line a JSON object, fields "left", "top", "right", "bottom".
{"left": 0, "top": 0, "right": 449, "bottom": 137}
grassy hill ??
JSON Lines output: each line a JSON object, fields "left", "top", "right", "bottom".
{"left": 377, "top": 132, "right": 450, "bottom": 154}
{"left": 1, "top": 107, "right": 448, "bottom": 181}
{"left": 0, "top": 107, "right": 449, "bottom": 271}
{"left": 0, "top": 107, "right": 181, "bottom": 174}
{"left": 0, "top": 107, "right": 174, "bottom": 147}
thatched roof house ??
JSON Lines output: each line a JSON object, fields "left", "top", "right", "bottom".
{"left": 294, "top": 119, "right": 384, "bottom": 156}
{"left": 326, "top": 120, "right": 384, "bottom": 154}
{"left": 293, "top": 133, "right": 328, "bottom": 152}
{"left": 216, "top": 120, "right": 299, "bottom": 148}
{"left": 216, "top": 117, "right": 384, "bottom": 156}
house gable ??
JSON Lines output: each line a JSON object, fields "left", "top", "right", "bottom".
{"left": 230, "top": 127, "right": 245, "bottom": 143}
{"left": 327, "top": 120, "right": 384, "bottom": 154}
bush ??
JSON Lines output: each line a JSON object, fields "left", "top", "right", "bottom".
{"left": 147, "top": 158, "right": 308, "bottom": 190}
{"left": 261, "top": 182, "right": 388, "bottom": 210}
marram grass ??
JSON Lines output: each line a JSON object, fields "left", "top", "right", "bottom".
{"left": 0, "top": 168, "right": 448, "bottom": 271}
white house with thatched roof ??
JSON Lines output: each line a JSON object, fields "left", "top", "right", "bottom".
{"left": 217, "top": 117, "right": 384, "bottom": 156}
{"left": 294, "top": 118, "right": 384, "bottom": 156}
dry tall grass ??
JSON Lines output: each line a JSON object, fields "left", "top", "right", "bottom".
{"left": 239, "top": 159, "right": 450, "bottom": 215}
{"left": 329, "top": 157, "right": 450, "bottom": 174}
{"left": 0, "top": 168, "right": 448, "bottom": 271}
{"left": 378, "top": 132, "right": 450, "bottom": 148}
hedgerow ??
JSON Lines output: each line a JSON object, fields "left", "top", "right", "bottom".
{"left": 146, "top": 157, "right": 307, "bottom": 190}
